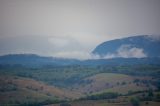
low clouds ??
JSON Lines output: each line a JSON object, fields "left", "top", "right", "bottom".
{"left": 0, "top": 35, "right": 148, "bottom": 60}
{"left": 59, "top": 44, "right": 148, "bottom": 60}
{"left": 0, "top": 0, "right": 160, "bottom": 59}
{"left": 103, "top": 44, "right": 147, "bottom": 59}
{"left": 47, "top": 33, "right": 107, "bottom": 59}
{"left": 117, "top": 45, "right": 147, "bottom": 58}
{"left": 0, "top": 34, "right": 107, "bottom": 60}
{"left": 53, "top": 51, "right": 91, "bottom": 60}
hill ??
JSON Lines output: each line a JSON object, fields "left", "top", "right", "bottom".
{"left": 92, "top": 35, "right": 160, "bottom": 58}
{"left": 71, "top": 73, "right": 156, "bottom": 95}
{"left": 0, "top": 64, "right": 160, "bottom": 105}
{"left": 0, "top": 54, "right": 160, "bottom": 67}
{"left": 0, "top": 75, "right": 79, "bottom": 105}
{"left": 0, "top": 54, "right": 79, "bottom": 67}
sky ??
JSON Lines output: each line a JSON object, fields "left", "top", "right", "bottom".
{"left": 0, "top": 0, "right": 160, "bottom": 59}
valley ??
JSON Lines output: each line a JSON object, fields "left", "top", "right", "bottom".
{"left": 0, "top": 64, "right": 160, "bottom": 106}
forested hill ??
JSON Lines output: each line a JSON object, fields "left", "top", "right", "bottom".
{"left": 92, "top": 35, "right": 160, "bottom": 58}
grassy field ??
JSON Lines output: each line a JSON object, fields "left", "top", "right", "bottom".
{"left": 72, "top": 73, "right": 155, "bottom": 95}
{"left": 0, "top": 65, "right": 160, "bottom": 105}
{"left": 0, "top": 75, "right": 81, "bottom": 105}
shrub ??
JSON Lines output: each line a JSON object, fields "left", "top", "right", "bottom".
{"left": 121, "top": 81, "right": 126, "bottom": 85}
{"left": 83, "top": 92, "right": 119, "bottom": 100}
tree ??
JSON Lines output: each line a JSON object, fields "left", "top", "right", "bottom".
{"left": 148, "top": 89, "right": 154, "bottom": 97}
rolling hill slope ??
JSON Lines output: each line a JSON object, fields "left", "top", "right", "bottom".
{"left": 0, "top": 75, "right": 80, "bottom": 105}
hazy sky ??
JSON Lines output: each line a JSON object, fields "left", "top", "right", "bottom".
{"left": 0, "top": 0, "right": 160, "bottom": 59}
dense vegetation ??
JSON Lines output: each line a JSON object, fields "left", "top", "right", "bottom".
{"left": 80, "top": 92, "right": 119, "bottom": 100}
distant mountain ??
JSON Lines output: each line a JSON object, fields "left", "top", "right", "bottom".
{"left": 92, "top": 35, "right": 160, "bottom": 58}
{"left": 0, "top": 35, "right": 160, "bottom": 67}
{"left": 0, "top": 54, "right": 79, "bottom": 67}
{"left": 0, "top": 54, "right": 160, "bottom": 67}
